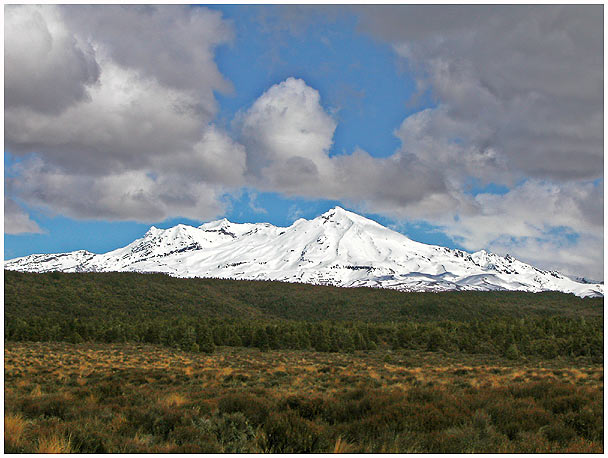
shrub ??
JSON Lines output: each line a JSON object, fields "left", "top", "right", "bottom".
{"left": 21, "top": 394, "right": 74, "bottom": 420}
{"left": 187, "top": 418, "right": 224, "bottom": 453}
{"left": 262, "top": 410, "right": 329, "bottom": 453}
{"left": 423, "top": 426, "right": 478, "bottom": 453}
{"left": 218, "top": 392, "right": 272, "bottom": 425}
{"left": 564, "top": 410, "right": 603, "bottom": 441}
{"left": 542, "top": 423, "right": 576, "bottom": 445}
{"left": 284, "top": 395, "right": 325, "bottom": 420}
{"left": 505, "top": 344, "right": 520, "bottom": 360}
{"left": 544, "top": 393, "right": 588, "bottom": 415}
{"left": 322, "top": 395, "right": 374, "bottom": 424}
{"left": 212, "top": 412, "right": 256, "bottom": 452}
{"left": 71, "top": 423, "right": 108, "bottom": 453}
{"left": 128, "top": 406, "right": 185, "bottom": 439}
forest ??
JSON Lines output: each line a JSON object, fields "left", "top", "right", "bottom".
{"left": 4, "top": 270, "right": 603, "bottom": 360}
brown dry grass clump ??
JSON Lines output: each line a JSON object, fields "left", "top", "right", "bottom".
{"left": 159, "top": 392, "right": 188, "bottom": 408}
{"left": 36, "top": 434, "right": 72, "bottom": 453}
{"left": 5, "top": 413, "right": 27, "bottom": 449}
{"left": 333, "top": 436, "right": 355, "bottom": 453}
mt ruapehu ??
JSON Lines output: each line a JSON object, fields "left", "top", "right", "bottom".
{"left": 5, "top": 207, "right": 603, "bottom": 298}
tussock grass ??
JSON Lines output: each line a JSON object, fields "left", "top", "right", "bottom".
{"left": 333, "top": 436, "right": 355, "bottom": 453}
{"left": 29, "top": 384, "right": 42, "bottom": 398}
{"left": 159, "top": 392, "right": 188, "bottom": 408}
{"left": 5, "top": 413, "right": 27, "bottom": 449}
{"left": 36, "top": 434, "right": 72, "bottom": 453}
{"left": 5, "top": 341, "right": 603, "bottom": 453}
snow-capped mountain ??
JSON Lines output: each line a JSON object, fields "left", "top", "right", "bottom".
{"left": 5, "top": 207, "right": 603, "bottom": 298}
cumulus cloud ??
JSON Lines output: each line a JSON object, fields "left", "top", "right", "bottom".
{"left": 7, "top": 158, "right": 230, "bottom": 223}
{"left": 5, "top": 5, "right": 243, "bottom": 225}
{"left": 62, "top": 5, "right": 233, "bottom": 116}
{"left": 355, "top": 5, "right": 603, "bottom": 183}
{"left": 6, "top": 59, "right": 205, "bottom": 174}
{"left": 6, "top": 123, "right": 246, "bottom": 223}
{"left": 239, "top": 77, "right": 336, "bottom": 188}
{"left": 5, "top": 5, "right": 100, "bottom": 114}
{"left": 4, "top": 199, "right": 44, "bottom": 235}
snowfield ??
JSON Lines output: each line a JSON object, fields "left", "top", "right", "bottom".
{"left": 5, "top": 207, "right": 603, "bottom": 298}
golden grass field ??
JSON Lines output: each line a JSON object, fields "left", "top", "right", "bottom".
{"left": 4, "top": 342, "right": 603, "bottom": 453}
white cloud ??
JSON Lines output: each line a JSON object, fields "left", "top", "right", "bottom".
{"left": 448, "top": 181, "right": 603, "bottom": 247}
{"left": 239, "top": 78, "right": 450, "bottom": 206}
{"left": 487, "top": 234, "right": 603, "bottom": 282}
{"left": 240, "top": 77, "right": 336, "bottom": 189}
{"left": 246, "top": 191, "right": 268, "bottom": 214}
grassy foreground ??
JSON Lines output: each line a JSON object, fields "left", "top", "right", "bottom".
{"left": 4, "top": 342, "right": 603, "bottom": 453}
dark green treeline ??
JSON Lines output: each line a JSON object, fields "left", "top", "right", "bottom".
{"left": 5, "top": 271, "right": 603, "bottom": 360}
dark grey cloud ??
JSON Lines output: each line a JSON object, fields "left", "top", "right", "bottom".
{"left": 5, "top": 5, "right": 100, "bottom": 114}
{"left": 5, "top": 5, "right": 234, "bottom": 172}
{"left": 62, "top": 5, "right": 233, "bottom": 116}
{"left": 7, "top": 158, "right": 230, "bottom": 223}
{"left": 5, "top": 63, "right": 206, "bottom": 175}
{"left": 354, "top": 5, "right": 603, "bottom": 182}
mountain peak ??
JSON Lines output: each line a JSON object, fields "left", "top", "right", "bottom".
{"left": 319, "top": 206, "right": 382, "bottom": 228}
{"left": 145, "top": 226, "right": 162, "bottom": 237}
{"left": 199, "top": 217, "right": 232, "bottom": 231}
{"left": 323, "top": 206, "right": 351, "bottom": 216}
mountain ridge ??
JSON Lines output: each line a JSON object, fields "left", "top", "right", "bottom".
{"left": 5, "top": 207, "right": 603, "bottom": 298}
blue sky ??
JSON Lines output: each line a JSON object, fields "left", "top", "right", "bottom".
{"left": 4, "top": 5, "right": 603, "bottom": 279}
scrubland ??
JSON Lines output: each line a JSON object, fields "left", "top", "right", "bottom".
{"left": 4, "top": 342, "right": 603, "bottom": 453}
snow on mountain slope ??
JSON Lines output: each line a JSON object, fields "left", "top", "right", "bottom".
{"left": 5, "top": 249, "right": 96, "bottom": 273}
{"left": 5, "top": 207, "right": 603, "bottom": 298}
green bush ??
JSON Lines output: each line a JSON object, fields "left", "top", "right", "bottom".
{"left": 218, "top": 392, "right": 272, "bottom": 426}
{"left": 542, "top": 423, "right": 577, "bottom": 445}
{"left": 262, "top": 410, "right": 329, "bottom": 453}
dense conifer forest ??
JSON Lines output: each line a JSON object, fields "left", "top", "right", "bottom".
{"left": 5, "top": 271, "right": 603, "bottom": 360}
